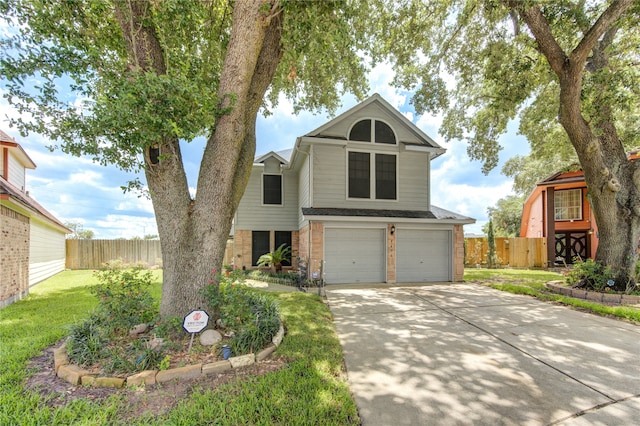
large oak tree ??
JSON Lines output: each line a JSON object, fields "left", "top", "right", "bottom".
{"left": 0, "top": 0, "right": 369, "bottom": 316}
{"left": 369, "top": 0, "right": 639, "bottom": 288}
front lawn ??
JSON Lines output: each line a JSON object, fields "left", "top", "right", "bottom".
{"left": 0, "top": 270, "right": 358, "bottom": 425}
{"left": 465, "top": 268, "right": 640, "bottom": 323}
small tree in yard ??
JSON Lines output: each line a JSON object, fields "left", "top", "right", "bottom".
{"left": 486, "top": 218, "right": 498, "bottom": 269}
{"left": 257, "top": 244, "right": 291, "bottom": 274}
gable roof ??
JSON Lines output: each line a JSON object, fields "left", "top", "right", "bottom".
{"left": 1, "top": 130, "right": 37, "bottom": 170}
{"left": 254, "top": 149, "right": 293, "bottom": 165}
{"left": 304, "top": 93, "right": 445, "bottom": 155}
{"left": 0, "top": 177, "right": 70, "bottom": 233}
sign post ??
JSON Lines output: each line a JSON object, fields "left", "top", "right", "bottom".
{"left": 183, "top": 309, "right": 210, "bottom": 353}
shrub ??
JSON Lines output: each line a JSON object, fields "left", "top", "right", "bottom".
{"left": 91, "top": 264, "right": 156, "bottom": 333}
{"left": 203, "top": 272, "right": 281, "bottom": 355}
{"left": 66, "top": 315, "right": 107, "bottom": 366}
{"left": 566, "top": 258, "right": 615, "bottom": 291}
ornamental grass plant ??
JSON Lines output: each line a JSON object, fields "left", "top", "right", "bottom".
{"left": 0, "top": 270, "right": 358, "bottom": 425}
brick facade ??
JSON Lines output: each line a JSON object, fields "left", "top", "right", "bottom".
{"left": 1, "top": 205, "right": 30, "bottom": 307}
{"left": 453, "top": 225, "right": 464, "bottom": 281}
{"left": 386, "top": 224, "right": 396, "bottom": 283}
{"left": 232, "top": 229, "right": 299, "bottom": 271}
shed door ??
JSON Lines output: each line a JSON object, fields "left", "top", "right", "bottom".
{"left": 397, "top": 229, "right": 451, "bottom": 282}
{"left": 325, "top": 228, "right": 385, "bottom": 284}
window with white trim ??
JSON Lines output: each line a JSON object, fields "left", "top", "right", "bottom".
{"left": 263, "top": 174, "right": 282, "bottom": 205}
{"left": 349, "top": 119, "right": 396, "bottom": 144}
{"left": 348, "top": 151, "right": 397, "bottom": 200}
{"left": 554, "top": 189, "right": 582, "bottom": 221}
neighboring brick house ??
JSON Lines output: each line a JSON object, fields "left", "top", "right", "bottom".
{"left": 1, "top": 130, "right": 70, "bottom": 308}
{"left": 520, "top": 150, "right": 639, "bottom": 266}
{"left": 232, "top": 94, "right": 474, "bottom": 284}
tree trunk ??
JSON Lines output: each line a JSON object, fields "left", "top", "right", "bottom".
{"left": 116, "top": 0, "right": 284, "bottom": 318}
{"left": 513, "top": 0, "right": 639, "bottom": 288}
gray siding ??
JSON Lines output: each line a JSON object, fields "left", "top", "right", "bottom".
{"left": 298, "top": 154, "right": 311, "bottom": 228}
{"left": 311, "top": 143, "right": 430, "bottom": 211}
{"left": 315, "top": 102, "right": 425, "bottom": 145}
{"left": 235, "top": 166, "right": 299, "bottom": 230}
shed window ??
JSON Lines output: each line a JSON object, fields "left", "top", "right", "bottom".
{"left": 555, "top": 189, "right": 582, "bottom": 221}
{"left": 263, "top": 174, "right": 282, "bottom": 205}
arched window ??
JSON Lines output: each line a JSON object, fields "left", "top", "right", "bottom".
{"left": 348, "top": 119, "right": 396, "bottom": 144}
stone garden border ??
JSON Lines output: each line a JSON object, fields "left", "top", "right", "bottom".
{"left": 546, "top": 280, "right": 640, "bottom": 306}
{"left": 53, "top": 324, "right": 285, "bottom": 388}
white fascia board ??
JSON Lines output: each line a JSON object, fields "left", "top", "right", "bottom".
{"left": 404, "top": 144, "right": 447, "bottom": 158}
{"left": 302, "top": 214, "right": 475, "bottom": 225}
{"left": 299, "top": 136, "right": 348, "bottom": 146}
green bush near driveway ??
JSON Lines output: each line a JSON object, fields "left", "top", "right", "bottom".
{"left": 0, "top": 270, "right": 358, "bottom": 425}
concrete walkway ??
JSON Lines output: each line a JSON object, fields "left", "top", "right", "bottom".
{"left": 325, "top": 283, "right": 640, "bottom": 426}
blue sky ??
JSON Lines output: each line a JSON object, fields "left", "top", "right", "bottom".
{"left": 0, "top": 62, "right": 529, "bottom": 238}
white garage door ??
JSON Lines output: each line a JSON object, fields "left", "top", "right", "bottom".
{"left": 325, "top": 228, "right": 386, "bottom": 284}
{"left": 397, "top": 229, "right": 451, "bottom": 282}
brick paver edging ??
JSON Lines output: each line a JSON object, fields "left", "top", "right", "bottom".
{"left": 53, "top": 323, "right": 285, "bottom": 388}
{"left": 545, "top": 280, "right": 640, "bottom": 306}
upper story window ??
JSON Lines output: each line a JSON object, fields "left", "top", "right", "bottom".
{"left": 554, "top": 189, "right": 582, "bottom": 221}
{"left": 349, "top": 119, "right": 396, "bottom": 144}
{"left": 263, "top": 174, "right": 282, "bottom": 205}
{"left": 348, "top": 151, "right": 397, "bottom": 200}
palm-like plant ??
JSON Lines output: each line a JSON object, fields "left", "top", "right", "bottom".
{"left": 257, "top": 243, "right": 292, "bottom": 273}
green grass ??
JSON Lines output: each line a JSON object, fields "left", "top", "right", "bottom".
{"left": 0, "top": 270, "right": 358, "bottom": 425}
{"left": 464, "top": 268, "right": 640, "bottom": 323}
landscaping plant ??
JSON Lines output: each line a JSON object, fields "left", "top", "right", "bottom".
{"left": 566, "top": 258, "right": 616, "bottom": 292}
{"left": 203, "top": 271, "right": 281, "bottom": 355}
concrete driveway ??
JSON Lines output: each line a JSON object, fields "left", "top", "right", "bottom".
{"left": 325, "top": 283, "right": 640, "bottom": 426}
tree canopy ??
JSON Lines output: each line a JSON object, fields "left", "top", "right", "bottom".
{"left": 368, "top": 0, "right": 639, "bottom": 285}
{"left": 0, "top": 0, "right": 368, "bottom": 175}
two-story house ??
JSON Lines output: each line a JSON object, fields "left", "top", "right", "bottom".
{"left": 232, "top": 94, "right": 474, "bottom": 284}
{"left": 1, "top": 130, "right": 70, "bottom": 307}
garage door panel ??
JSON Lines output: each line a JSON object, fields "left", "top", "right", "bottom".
{"left": 325, "top": 228, "right": 385, "bottom": 284}
{"left": 397, "top": 229, "right": 450, "bottom": 282}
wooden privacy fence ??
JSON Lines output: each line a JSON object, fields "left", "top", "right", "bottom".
{"left": 465, "top": 237, "right": 548, "bottom": 269}
{"left": 66, "top": 240, "right": 163, "bottom": 269}
{"left": 66, "top": 239, "right": 235, "bottom": 270}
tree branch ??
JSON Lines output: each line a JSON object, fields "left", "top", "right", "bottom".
{"left": 571, "top": 0, "right": 633, "bottom": 66}
{"left": 506, "top": 1, "right": 567, "bottom": 77}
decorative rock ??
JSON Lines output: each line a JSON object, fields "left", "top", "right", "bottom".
{"left": 156, "top": 364, "right": 202, "bottom": 383}
{"left": 53, "top": 346, "right": 69, "bottom": 373}
{"left": 127, "top": 370, "right": 157, "bottom": 386}
{"left": 229, "top": 354, "right": 255, "bottom": 368}
{"left": 94, "top": 377, "right": 125, "bottom": 388}
{"left": 199, "top": 329, "right": 222, "bottom": 346}
{"left": 146, "top": 337, "right": 165, "bottom": 351}
{"left": 272, "top": 324, "right": 285, "bottom": 346}
{"left": 202, "top": 360, "right": 232, "bottom": 375}
{"left": 216, "top": 318, "right": 224, "bottom": 328}
{"left": 129, "top": 323, "right": 148, "bottom": 336}
{"left": 256, "top": 344, "right": 277, "bottom": 362}
{"left": 58, "top": 364, "right": 92, "bottom": 385}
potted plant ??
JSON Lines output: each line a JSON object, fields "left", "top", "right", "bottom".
{"left": 257, "top": 244, "right": 292, "bottom": 274}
